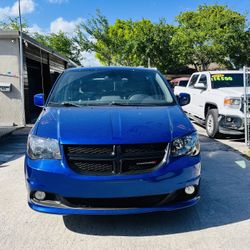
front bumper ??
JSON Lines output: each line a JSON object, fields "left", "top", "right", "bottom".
{"left": 219, "top": 114, "right": 245, "bottom": 135}
{"left": 25, "top": 155, "right": 201, "bottom": 215}
{"left": 28, "top": 196, "right": 200, "bottom": 215}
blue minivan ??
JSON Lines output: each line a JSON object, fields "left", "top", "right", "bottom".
{"left": 25, "top": 67, "right": 201, "bottom": 215}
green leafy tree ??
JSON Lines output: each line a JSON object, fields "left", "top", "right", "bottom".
{"left": 75, "top": 13, "right": 186, "bottom": 73}
{"left": 34, "top": 32, "right": 82, "bottom": 65}
{"left": 107, "top": 19, "right": 154, "bottom": 66}
{"left": 75, "top": 10, "right": 114, "bottom": 65}
{"left": 0, "top": 16, "right": 29, "bottom": 32}
{"left": 227, "top": 28, "right": 250, "bottom": 68}
{"left": 172, "top": 5, "right": 247, "bottom": 71}
{"left": 0, "top": 16, "right": 81, "bottom": 65}
{"left": 109, "top": 19, "right": 186, "bottom": 73}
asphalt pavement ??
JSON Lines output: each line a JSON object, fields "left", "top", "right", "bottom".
{"left": 0, "top": 128, "right": 249, "bottom": 250}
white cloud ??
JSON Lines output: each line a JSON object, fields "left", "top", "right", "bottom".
{"left": 48, "top": 0, "right": 69, "bottom": 4}
{"left": 81, "top": 51, "right": 101, "bottom": 67}
{"left": 27, "top": 24, "right": 43, "bottom": 34}
{"left": 0, "top": 7, "right": 9, "bottom": 20}
{"left": 0, "top": 0, "right": 35, "bottom": 20}
{"left": 50, "top": 17, "right": 82, "bottom": 34}
{"left": 11, "top": 0, "right": 35, "bottom": 16}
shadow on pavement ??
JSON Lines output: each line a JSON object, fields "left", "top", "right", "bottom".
{"left": 0, "top": 164, "right": 10, "bottom": 168}
{"left": 63, "top": 135, "right": 250, "bottom": 236}
{"left": 0, "top": 127, "right": 30, "bottom": 166}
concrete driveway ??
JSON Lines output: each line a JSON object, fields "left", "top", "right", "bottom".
{"left": 0, "top": 129, "right": 249, "bottom": 250}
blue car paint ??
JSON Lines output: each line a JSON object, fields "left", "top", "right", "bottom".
{"left": 25, "top": 67, "right": 201, "bottom": 215}
{"left": 34, "top": 93, "right": 44, "bottom": 107}
{"left": 34, "top": 105, "right": 194, "bottom": 144}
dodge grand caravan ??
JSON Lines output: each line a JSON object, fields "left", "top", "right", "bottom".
{"left": 25, "top": 67, "right": 201, "bottom": 215}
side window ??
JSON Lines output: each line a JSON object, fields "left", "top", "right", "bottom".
{"left": 198, "top": 74, "right": 207, "bottom": 86}
{"left": 188, "top": 75, "right": 199, "bottom": 88}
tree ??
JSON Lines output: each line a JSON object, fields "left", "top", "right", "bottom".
{"left": 244, "top": 29, "right": 250, "bottom": 67}
{"left": 75, "top": 10, "right": 114, "bottom": 65}
{"left": 34, "top": 32, "right": 82, "bottom": 65}
{"left": 75, "top": 13, "right": 187, "bottom": 73}
{"left": 0, "top": 16, "right": 81, "bottom": 65}
{"left": 227, "top": 28, "right": 250, "bottom": 68}
{"left": 0, "top": 16, "right": 29, "bottom": 32}
{"left": 172, "top": 5, "right": 247, "bottom": 71}
{"left": 107, "top": 19, "right": 154, "bottom": 66}
{"left": 108, "top": 19, "right": 187, "bottom": 73}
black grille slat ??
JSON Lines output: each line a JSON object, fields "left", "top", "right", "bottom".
{"left": 63, "top": 193, "right": 169, "bottom": 208}
{"left": 66, "top": 145, "right": 113, "bottom": 156}
{"left": 72, "top": 161, "right": 113, "bottom": 175}
{"left": 67, "top": 156, "right": 116, "bottom": 161}
{"left": 122, "top": 152, "right": 165, "bottom": 159}
{"left": 64, "top": 143, "right": 167, "bottom": 176}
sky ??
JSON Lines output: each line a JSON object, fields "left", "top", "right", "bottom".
{"left": 1, "top": 0, "right": 250, "bottom": 65}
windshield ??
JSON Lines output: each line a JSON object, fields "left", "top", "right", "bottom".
{"left": 211, "top": 73, "right": 244, "bottom": 88}
{"left": 47, "top": 69, "right": 174, "bottom": 106}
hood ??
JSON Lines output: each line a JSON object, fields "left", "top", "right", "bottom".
{"left": 216, "top": 87, "right": 246, "bottom": 97}
{"left": 35, "top": 106, "right": 194, "bottom": 144}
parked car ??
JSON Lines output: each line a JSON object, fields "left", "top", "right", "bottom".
{"left": 170, "top": 77, "right": 190, "bottom": 88}
{"left": 25, "top": 67, "right": 201, "bottom": 215}
{"left": 174, "top": 70, "right": 247, "bottom": 138}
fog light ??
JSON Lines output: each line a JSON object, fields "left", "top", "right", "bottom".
{"left": 34, "top": 191, "right": 46, "bottom": 200}
{"left": 185, "top": 186, "right": 195, "bottom": 195}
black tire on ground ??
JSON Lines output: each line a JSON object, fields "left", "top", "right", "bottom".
{"left": 205, "top": 109, "right": 221, "bottom": 138}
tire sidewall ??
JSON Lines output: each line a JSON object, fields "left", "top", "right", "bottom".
{"left": 206, "top": 109, "right": 219, "bottom": 138}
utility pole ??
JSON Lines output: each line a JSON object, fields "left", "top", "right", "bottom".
{"left": 148, "top": 58, "right": 151, "bottom": 68}
{"left": 18, "top": 0, "right": 26, "bottom": 126}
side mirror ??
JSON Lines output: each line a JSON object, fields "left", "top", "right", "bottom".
{"left": 178, "top": 93, "right": 190, "bottom": 106}
{"left": 34, "top": 93, "right": 44, "bottom": 107}
{"left": 194, "top": 82, "right": 206, "bottom": 90}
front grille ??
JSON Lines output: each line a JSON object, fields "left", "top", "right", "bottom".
{"left": 72, "top": 161, "right": 113, "bottom": 175}
{"left": 67, "top": 145, "right": 113, "bottom": 156}
{"left": 64, "top": 143, "right": 168, "bottom": 176}
{"left": 122, "top": 144, "right": 166, "bottom": 154}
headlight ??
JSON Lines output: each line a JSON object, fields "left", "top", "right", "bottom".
{"left": 224, "top": 97, "right": 241, "bottom": 109}
{"left": 27, "top": 135, "right": 61, "bottom": 160}
{"left": 171, "top": 132, "right": 200, "bottom": 157}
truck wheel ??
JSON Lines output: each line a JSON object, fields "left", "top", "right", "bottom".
{"left": 205, "top": 109, "right": 220, "bottom": 138}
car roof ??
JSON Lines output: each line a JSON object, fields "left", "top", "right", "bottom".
{"left": 65, "top": 66, "right": 158, "bottom": 73}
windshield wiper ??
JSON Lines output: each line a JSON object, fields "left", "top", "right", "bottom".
{"left": 49, "top": 101, "right": 169, "bottom": 107}
{"left": 109, "top": 102, "right": 169, "bottom": 106}
{"left": 61, "top": 102, "right": 82, "bottom": 107}
{"left": 108, "top": 102, "right": 132, "bottom": 106}
{"left": 48, "top": 102, "right": 81, "bottom": 107}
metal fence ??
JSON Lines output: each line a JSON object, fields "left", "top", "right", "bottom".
{"left": 243, "top": 66, "right": 250, "bottom": 147}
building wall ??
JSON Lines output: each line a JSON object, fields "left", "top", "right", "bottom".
{"left": 0, "top": 38, "right": 23, "bottom": 126}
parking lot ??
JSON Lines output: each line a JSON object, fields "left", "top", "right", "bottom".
{"left": 0, "top": 127, "right": 249, "bottom": 250}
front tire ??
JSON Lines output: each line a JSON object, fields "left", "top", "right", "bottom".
{"left": 205, "top": 109, "right": 220, "bottom": 138}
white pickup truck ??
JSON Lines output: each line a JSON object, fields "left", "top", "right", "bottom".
{"left": 174, "top": 70, "right": 247, "bottom": 138}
